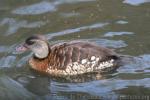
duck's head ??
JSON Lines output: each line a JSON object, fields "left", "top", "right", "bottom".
{"left": 16, "top": 35, "right": 49, "bottom": 59}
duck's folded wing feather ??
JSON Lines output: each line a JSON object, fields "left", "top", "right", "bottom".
{"left": 48, "top": 42, "right": 119, "bottom": 70}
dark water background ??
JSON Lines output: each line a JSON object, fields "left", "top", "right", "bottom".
{"left": 0, "top": 0, "right": 150, "bottom": 100}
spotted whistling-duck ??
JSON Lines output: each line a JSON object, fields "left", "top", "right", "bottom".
{"left": 16, "top": 35, "right": 121, "bottom": 76}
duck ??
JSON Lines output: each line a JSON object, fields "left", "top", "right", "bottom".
{"left": 16, "top": 35, "right": 121, "bottom": 76}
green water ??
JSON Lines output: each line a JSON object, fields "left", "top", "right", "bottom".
{"left": 0, "top": 0, "right": 150, "bottom": 100}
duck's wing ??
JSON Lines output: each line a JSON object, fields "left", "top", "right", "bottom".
{"left": 48, "top": 41, "right": 120, "bottom": 70}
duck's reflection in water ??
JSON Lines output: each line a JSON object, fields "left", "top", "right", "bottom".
{"left": 50, "top": 71, "right": 117, "bottom": 83}
{"left": 14, "top": 74, "right": 50, "bottom": 96}
{"left": 14, "top": 70, "right": 117, "bottom": 97}
{"left": 25, "top": 76, "right": 50, "bottom": 96}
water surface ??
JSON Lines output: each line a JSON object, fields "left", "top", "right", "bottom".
{"left": 0, "top": 0, "right": 150, "bottom": 100}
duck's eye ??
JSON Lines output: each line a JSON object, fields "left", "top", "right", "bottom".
{"left": 26, "top": 40, "right": 35, "bottom": 45}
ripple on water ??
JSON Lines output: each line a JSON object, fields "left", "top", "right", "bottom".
{"left": 123, "top": 0, "right": 150, "bottom": 6}
{"left": 0, "top": 46, "right": 8, "bottom": 53}
{"left": 93, "top": 39, "right": 127, "bottom": 48}
{"left": 104, "top": 32, "right": 134, "bottom": 37}
{"left": 0, "top": 44, "right": 21, "bottom": 54}
{"left": 50, "top": 78, "right": 150, "bottom": 98}
{"left": 118, "top": 54, "right": 150, "bottom": 73}
{"left": 11, "top": 0, "right": 96, "bottom": 15}
{"left": 59, "top": 0, "right": 95, "bottom": 3}
{"left": 12, "top": 1, "right": 57, "bottom": 15}
{"left": 139, "top": 54, "right": 150, "bottom": 70}
{"left": 0, "top": 76, "right": 37, "bottom": 99}
{"left": 0, "top": 56, "right": 16, "bottom": 68}
{"left": 60, "top": 12, "right": 81, "bottom": 18}
{"left": 16, "top": 55, "right": 31, "bottom": 67}
{"left": 46, "top": 22, "right": 109, "bottom": 40}
{"left": 0, "top": 18, "right": 46, "bottom": 36}
{"left": 116, "top": 20, "right": 128, "bottom": 24}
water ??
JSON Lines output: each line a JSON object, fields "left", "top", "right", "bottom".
{"left": 0, "top": 0, "right": 150, "bottom": 99}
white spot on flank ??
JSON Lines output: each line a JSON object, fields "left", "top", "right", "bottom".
{"left": 46, "top": 68, "right": 50, "bottom": 73}
{"left": 67, "top": 66, "right": 72, "bottom": 71}
{"left": 110, "top": 59, "right": 114, "bottom": 63}
{"left": 97, "top": 59, "right": 114, "bottom": 70}
{"left": 91, "top": 56, "right": 96, "bottom": 61}
{"left": 105, "top": 62, "right": 109, "bottom": 66}
{"left": 66, "top": 68, "right": 70, "bottom": 73}
{"left": 81, "top": 59, "right": 87, "bottom": 64}
{"left": 87, "top": 68, "right": 91, "bottom": 72}
{"left": 87, "top": 62, "right": 90, "bottom": 64}
{"left": 62, "top": 71, "right": 67, "bottom": 75}
{"left": 73, "top": 62, "right": 78, "bottom": 70}
{"left": 91, "top": 61, "right": 96, "bottom": 64}
{"left": 73, "top": 62, "right": 78, "bottom": 65}
{"left": 91, "top": 63, "right": 95, "bottom": 68}
{"left": 96, "top": 58, "right": 100, "bottom": 62}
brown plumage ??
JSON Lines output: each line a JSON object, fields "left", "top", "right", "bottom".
{"left": 16, "top": 35, "right": 121, "bottom": 76}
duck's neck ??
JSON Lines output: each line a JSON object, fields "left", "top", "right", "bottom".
{"left": 29, "top": 57, "right": 49, "bottom": 72}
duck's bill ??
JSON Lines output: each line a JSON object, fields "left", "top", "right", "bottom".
{"left": 16, "top": 44, "right": 28, "bottom": 54}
